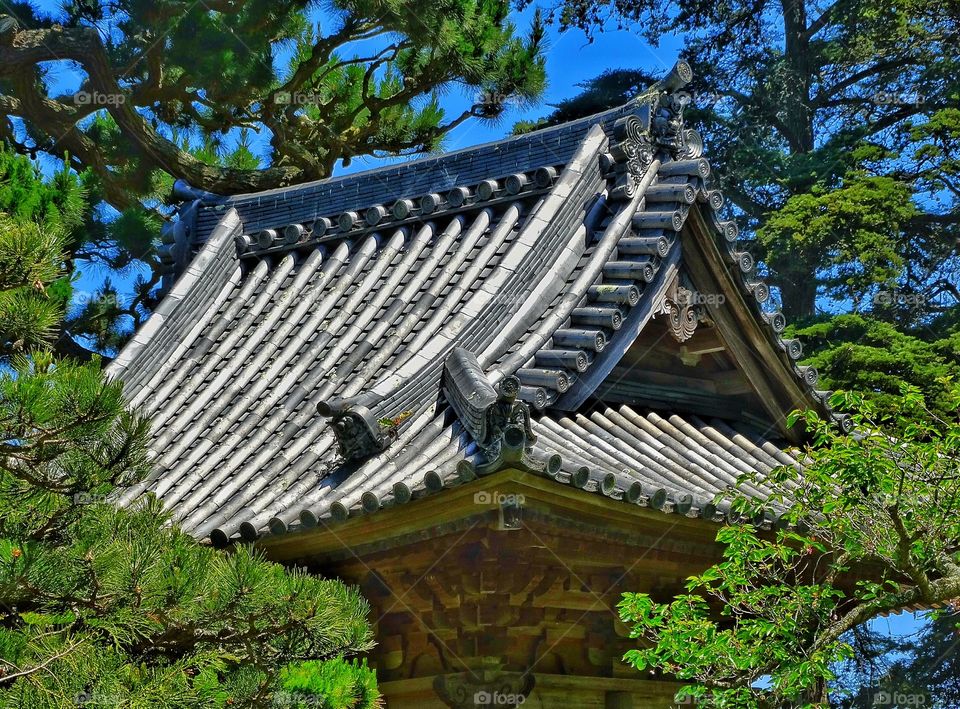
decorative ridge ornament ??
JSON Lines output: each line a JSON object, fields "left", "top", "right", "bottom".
{"left": 443, "top": 348, "right": 545, "bottom": 475}
{"left": 655, "top": 271, "right": 705, "bottom": 343}
{"left": 156, "top": 198, "right": 206, "bottom": 297}
{"left": 317, "top": 402, "right": 392, "bottom": 462}
{"left": 651, "top": 89, "right": 693, "bottom": 157}
{"left": 443, "top": 347, "right": 500, "bottom": 442}
{"left": 170, "top": 178, "right": 228, "bottom": 205}
{"left": 605, "top": 60, "right": 701, "bottom": 200}
{"left": 608, "top": 113, "right": 654, "bottom": 201}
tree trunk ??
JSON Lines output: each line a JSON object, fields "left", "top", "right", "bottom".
{"left": 778, "top": 0, "right": 819, "bottom": 320}
{"left": 780, "top": 0, "right": 815, "bottom": 155}
{"left": 780, "top": 272, "right": 819, "bottom": 321}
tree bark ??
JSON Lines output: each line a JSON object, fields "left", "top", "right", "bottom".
{"left": 777, "top": 0, "right": 819, "bottom": 319}
{"left": 0, "top": 26, "right": 306, "bottom": 194}
{"left": 780, "top": 272, "right": 819, "bottom": 321}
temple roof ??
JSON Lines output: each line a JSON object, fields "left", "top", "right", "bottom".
{"left": 111, "top": 63, "right": 840, "bottom": 547}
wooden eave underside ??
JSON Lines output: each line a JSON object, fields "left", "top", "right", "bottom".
{"left": 679, "top": 207, "right": 821, "bottom": 442}
{"left": 258, "top": 467, "right": 724, "bottom": 563}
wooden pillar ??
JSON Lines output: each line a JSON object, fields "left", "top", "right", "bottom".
{"left": 605, "top": 690, "right": 634, "bottom": 709}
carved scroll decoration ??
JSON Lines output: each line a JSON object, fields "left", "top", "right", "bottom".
{"left": 605, "top": 60, "right": 704, "bottom": 201}
{"left": 656, "top": 272, "right": 704, "bottom": 343}
{"left": 607, "top": 113, "right": 655, "bottom": 201}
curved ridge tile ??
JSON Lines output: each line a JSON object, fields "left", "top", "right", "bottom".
{"left": 108, "top": 208, "right": 243, "bottom": 385}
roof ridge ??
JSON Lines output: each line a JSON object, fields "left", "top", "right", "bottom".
{"left": 171, "top": 96, "right": 650, "bottom": 208}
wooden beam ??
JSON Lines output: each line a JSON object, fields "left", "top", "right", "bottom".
{"left": 680, "top": 206, "right": 819, "bottom": 441}
{"left": 710, "top": 369, "right": 754, "bottom": 396}
{"left": 258, "top": 468, "right": 723, "bottom": 562}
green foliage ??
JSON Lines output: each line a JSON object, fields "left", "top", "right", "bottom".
{"left": 0, "top": 142, "right": 171, "bottom": 357}
{"left": 4, "top": 0, "right": 546, "bottom": 193}
{"left": 0, "top": 145, "right": 112, "bottom": 355}
{"left": 788, "top": 314, "right": 960, "bottom": 422}
{"left": 0, "top": 496, "right": 374, "bottom": 708}
{"left": 0, "top": 352, "right": 150, "bottom": 534}
{"left": 0, "top": 150, "right": 87, "bottom": 240}
{"left": 756, "top": 175, "right": 917, "bottom": 309}
{"left": 0, "top": 175, "right": 376, "bottom": 708}
{"left": 619, "top": 385, "right": 960, "bottom": 708}
{"left": 277, "top": 658, "right": 380, "bottom": 708}
{"left": 0, "top": 214, "right": 66, "bottom": 292}
{"left": 0, "top": 214, "right": 67, "bottom": 356}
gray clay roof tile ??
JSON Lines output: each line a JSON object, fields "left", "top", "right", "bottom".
{"left": 112, "top": 71, "right": 828, "bottom": 545}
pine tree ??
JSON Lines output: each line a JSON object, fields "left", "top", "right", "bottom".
{"left": 523, "top": 0, "right": 959, "bottom": 320}
{"left": 0, "top": 1, "right": 546, "bottom": 197}
{"left": 0, "top": 1, "right": 548, "bottom": 357}
{"left": 0, "top": 176, "right": 377, "bottom": 707}
{"left": 787, "top": 314, "right": 960, "bottom": 423}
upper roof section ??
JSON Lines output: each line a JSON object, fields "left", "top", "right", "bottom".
{"left": 181, "top": 101, "right": 644, "bottom": 252}
{"left": 155, "top": 63, "right": 698, "bottom": 275}
{"left": 112, "top": 62, "right": 844, "bottom": 546}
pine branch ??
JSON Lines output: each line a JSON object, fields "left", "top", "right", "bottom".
{"left": 0, "top": 639, "right": 86, "bottom": 685}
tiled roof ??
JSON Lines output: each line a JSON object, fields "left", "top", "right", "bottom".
{"left": 112, "top": 63, "right": 831, "bottom": 546}
{"left": 185, "top": 100, "right": 646, "bottom": 247}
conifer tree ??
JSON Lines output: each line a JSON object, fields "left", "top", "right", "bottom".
{"left": 522, "top": 0, "right": 959, "bottom": 320}
{"left": 0, "top": 178, "right": 377, "bottom": 708}
{"left": 787, "top": 314, "right": 960, "bottom": 424}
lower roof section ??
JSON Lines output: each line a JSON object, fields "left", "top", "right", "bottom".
{"left": 123, "top": 393, "right": 797, "bottom": 547}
